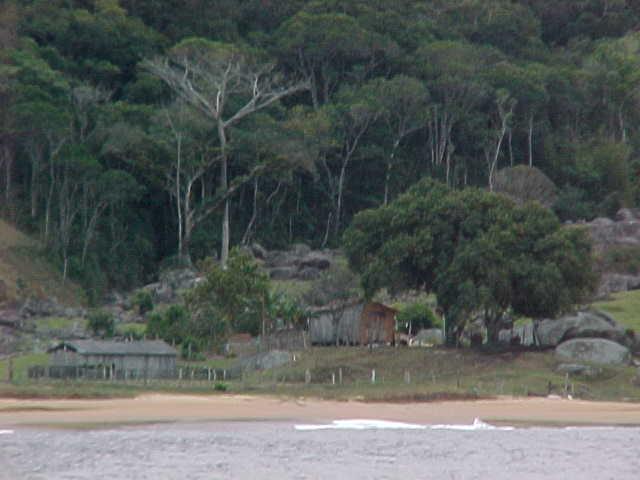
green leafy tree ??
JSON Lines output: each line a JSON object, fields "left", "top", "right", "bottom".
{"left": 344, "top": 178, "right": 596, "bottom": 345}
{"left": 88, "top": 309, "right": 115, "bottom": 338}
{"left": 185, "top": 248, "right": 269, "bottom": 345}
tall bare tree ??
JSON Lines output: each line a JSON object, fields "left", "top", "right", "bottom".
{"left": 145, "top": 38, "right": 308, "bottom": 266}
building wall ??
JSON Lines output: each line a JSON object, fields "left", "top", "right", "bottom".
{"left": 359, "top": 303, "right": 396, "bottom": 345}
{"left": 50, "top": 350, "right": 176, "bottom": 378}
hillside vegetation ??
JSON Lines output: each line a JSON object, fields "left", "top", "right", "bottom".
{"left": 1, "top": 1, "right": 640, "bottom": 301}
{"left": 0, "top": 219, "right": 84, "bottom": 305}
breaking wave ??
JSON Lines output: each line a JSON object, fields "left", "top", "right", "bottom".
{"left": 295, "top": 418, "right": 514, "bottom": 431}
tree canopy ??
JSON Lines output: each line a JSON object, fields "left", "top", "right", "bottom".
{"left": 0, "top": 0, "right": 637, "bottom": 301}
{"left": 343, "top": 179, "right": 596, "bottom": 344}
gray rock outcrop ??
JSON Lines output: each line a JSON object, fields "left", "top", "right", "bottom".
{"left": 535, "top": 310, "right": 627, "bottom": 348}
{"left": 240, "top": 350, "right": 292, "bottom": 371}
{"left": 264, "top": 245, "right": 334, "bottom": 281}
{"left": 142, "top": 268, "right": 200, "bottom": 304}
{"left": 555, "top": 338, "right": 631, "bottom": 366}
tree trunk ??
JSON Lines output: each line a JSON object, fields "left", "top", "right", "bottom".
{"left": 383, "top": 140, "right": 399, "bottom": 206}
{"left": 528, "top": 115, "right": 534, "bottom": 167}
{"left": 242, "top": 178, "right": 258, "bottom": 245}
{"left": 176, "top": 134, "right": 183, "bottom": 261}
{"left": 219, "top": 120, "right": 230, "bottom": 267}
{"left": 335, "top": 156, "right": 350, "bottom": 236}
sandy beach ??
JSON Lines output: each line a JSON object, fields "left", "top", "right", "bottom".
{"left": 1, "top": 394, "right": 640, "bottom": 428}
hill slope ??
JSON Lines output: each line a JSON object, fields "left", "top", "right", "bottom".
{"left": 0, "top": 220, "right": 84, "bottom": 306}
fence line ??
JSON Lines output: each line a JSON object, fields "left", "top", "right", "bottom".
{"left": 28, "top": 365, "right": 242, "bottom": 381}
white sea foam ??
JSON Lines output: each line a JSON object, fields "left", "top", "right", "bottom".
{"left": 430, "top": 418, "right": 515, "bottom": 431}
{"left": 0, "top": 430, "right": 14, "bottom": 435}
{"left": 295, "top": 418, "right": 514, "bottom": 431}
{"left": 295, "top": 419, "right": 427, "bottom": 431}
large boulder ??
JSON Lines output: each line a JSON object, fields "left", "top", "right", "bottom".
{"left": 240, "top": 350, "right": 292, "bottom": 371}
{"left": 535, "top": 310, "right": 626, "bottom": 348}
{"left": 555, "top": 338, "right": 631, "bottom": 366}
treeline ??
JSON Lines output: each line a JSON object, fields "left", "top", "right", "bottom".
{"left": 1, "top": 0, "right": 639, "bottom": 301}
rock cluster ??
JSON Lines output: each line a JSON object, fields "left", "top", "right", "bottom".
{"left": 535, "top": 310, "right": 628, "bottom": 348}
{"left": 537, "top": 310, "right": 635, "bottom": 369}
{"left": 585, "top": 208, "right": 640, "bottom": 297}
{"left": 260, "top": 243, "right": 335, "bottom": 281}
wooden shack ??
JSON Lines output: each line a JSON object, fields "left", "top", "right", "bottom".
{"left": 48, "top": 340, "right": 177, "bottom": 378}
{"left": 309, "top": 302, "right": 397, "bottom": 346}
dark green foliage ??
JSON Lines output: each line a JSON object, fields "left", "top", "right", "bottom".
{"left": 87, "top": 309, "right": 114, "bottom": 338}
{"left": 344, "top": 179, "right": 597, "bottom": 345}
{"left": 396, "top": 303, "right": 438, "bottom": 335}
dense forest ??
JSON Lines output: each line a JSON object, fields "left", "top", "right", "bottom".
{"left": 0, "top": 0, "right": 639, "bottom": 302}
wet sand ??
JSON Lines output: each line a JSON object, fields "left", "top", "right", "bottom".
{"left": 2, "top": 394, "right": 640, "bottom": 428}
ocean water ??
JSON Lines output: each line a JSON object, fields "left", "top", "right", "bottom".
{"left": 1, "top": 420, "right": 639, "bottom": 479}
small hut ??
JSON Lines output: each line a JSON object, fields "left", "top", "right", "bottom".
{"left": 48, "top": 340, "right": 177, "bottom": 378}
{"left": 309, "top": 302, "right": 397, "bottom": 345}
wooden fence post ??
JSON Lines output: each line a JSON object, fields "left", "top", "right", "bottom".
{"left": 339, "top": 368, "right": 343, "bottom": 385}
{"left": 371, "top": 369, "right": 376, "bottom": 384}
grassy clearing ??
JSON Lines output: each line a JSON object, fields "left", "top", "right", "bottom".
{"left": 2, "top": 347, "right": 638, "bottom": 402}
{"left": 239, "top": 347, "right": 640, "bottom": 402}
{"left": 592, "top": 290, "right": 640, "bottom": 332}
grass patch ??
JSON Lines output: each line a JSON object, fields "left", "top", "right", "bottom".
{"left": 115, "top": 322, "right": 146, "bottom": 338}
{"left": 33, "top": 317, "right": 87, "bottom": 335}
{"left": 0, "top": 353, "right": 48, "bottom": 382}
{"left": 592, "top": 289, "right": 640, "bottom": 332}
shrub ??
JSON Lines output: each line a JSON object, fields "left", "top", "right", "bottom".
{"left": 87, "top": 309, "right": 115, "bottom": 338}
{"left": 396, "top": 303, "right": 439, "bottom": 335}
{"left": 132, "top": 289, "right": 154, "bottom": 315}
{"left": 146, "top": 304, "right": 190, "bottom": 344}
{"left": 214, "top": 382, "right": 228, "bottom": 392}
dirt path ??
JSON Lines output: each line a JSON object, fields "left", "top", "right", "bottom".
{"left": 1, "top": 394, "right": 640, "bottom": 428}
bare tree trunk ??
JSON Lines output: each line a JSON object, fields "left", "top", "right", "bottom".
{"left": 528, "top": 115, "right": 534, "bottom": 167}
{"left": 335, "top": 156, "right": 349, "bottom": 236}
{"left": 219, "top": 121, "right": 230, "bottom": 267}
{"left": 383, "top": 140, "right": 399, "bottom": 206}
{"left": 242, "top": 178, "right": 258, "bottom": 245}
{"left": 175, "top": 134, "right": 183, "bottom": 260}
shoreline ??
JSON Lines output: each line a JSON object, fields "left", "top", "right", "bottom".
{"left": 2, "top": 394, "right": 640, "bottom": 429}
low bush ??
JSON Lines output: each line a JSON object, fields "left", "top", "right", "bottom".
{"left": 396, "top": 302, "right": 439, "bottom": 335}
